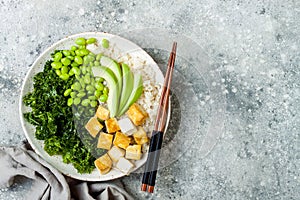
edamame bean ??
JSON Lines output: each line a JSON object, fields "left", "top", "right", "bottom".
{"left": 78, "top": 45, "right": 86, "bottom": 49}
{"left": 86, "top": 38, "right": 96, "bottom": 44}
{"left": 103, "top": 87, "right": 109, "bottom": 94}
{"left": 77, "top": 92, "right": 86, "bottom": 98}
{"left": 55, "top": 69, "right": 61, "bottom": 76}
{"left": 98, "top": 77, "right": 104, "bottom": 82}
{"left": 64, "top": 89, "right": 72, "bottom": 97}
{"left": 71, "top": 67, "right": 80, "bottom": 75}
{"left": 68, "top": 69, "right": 75, "bottom": 76}
{"left": 87, "top": 90, "right": 94, "bottom": 94}
{"left": 84, "top": 74, "right": 91, "bottom": 84}
{"left": 73, "top": 98, "right": 81, "bottom": 105}
{"left": 72, "top": 82, "right": 82, "bottom": 91}
{"left": 61, "top": 57, "right": 71, "bottom": 66}
{"left": 81, "top": 66, "right": 87, "bottom": 74}
{"left": 90, "top": 78, "right": 95, "bottom": 85}
{"left": 99, "top": 94, "right": 108, "bottom": 102}
{"left": 96, "top": 53, "right": 103, "bottom": 61}
{"left": 83, "top": 55, "right": 95, "bottom": 64}
{"left": 67, "top": 55, "right": 74, "bottom": 60}
{"left": 75, "top": 50, "right": 82, "bottom": 56}
{"left": 89, "top": 52, "right": 96, "bottom": 57}
{"left": 94, "top": 61, "right": 100, "bottom": 66}
{"left": 70, "top": 50, "right": 76, "bottom": 56}
{"left": 71, "top": 46, "right": 78, "bottom": 51}
{"left": 86, "top": 66, "right": 92, "bottom": 72}
{"left": 79, "top": 79, "right": 86, "bottom": 88}
{"left": 102, "top": 39, "right": 109, "bottom": 48}
{"left": 51, "top": 61, "right": 62, "bottom": 69}
{"left": 74, "top": 56, "right": 83, "bottom": 65}
{"left": 90, "top": 100, "right": 98, "bottom": 107}
{"left": 60, "top": 74, "right": 69, "bottom": 80}
{"left": 61, "top": 66, "right": 69, "bottom": 74}
{"left": 67, "top": 98, "right": 73, "bottom": 106}
{"left": 53, "top": 52, "right": 62, "bottom": 61}
{"left": 62, "top": 50, "right": 70, "bottom": 56}
{"left": 86, "top": 85, "right": 95, "bottom": 92}
{"left": 71, "top": 62, "right": 79, "bottom": 68}
{"left": 81, "top": 99, "right": 90, "bottom": 106}
{"left": 88, "top": 96, "right": 97, "bottom": 100}
{"left": 79, "top": 49, "right": 90, "bottom": 56}
{"left": 75, "top": 74, "right": 81, "bottom": 80}
{"left": 94, "top": 90, "right": 102, "bottom": 98}
{"left": 75, "top": 38, "right": 86, "bottom": 45}
{"left": 95, "top": 82, "right": 104, "bottom": 90}
{"left": 70, "top": 92, "right": 77, "bottom": 98}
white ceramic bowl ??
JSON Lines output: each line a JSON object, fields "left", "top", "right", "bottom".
{"left": 19, "top": 32, "right": 170, "bottom": 181}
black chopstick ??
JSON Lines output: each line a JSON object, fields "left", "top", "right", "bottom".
{"left": 141, "top": 42, "right": 177, "bottom": 193}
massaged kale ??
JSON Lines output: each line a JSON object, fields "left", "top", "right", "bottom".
{"left": 23, "top": 60, "right": 96, "bottom": 174}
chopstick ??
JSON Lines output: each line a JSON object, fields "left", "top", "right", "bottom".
{"left": 141, "top": 42, "right": 177, "bottom": 193}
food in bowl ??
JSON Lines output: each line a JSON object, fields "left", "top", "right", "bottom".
{"left": 23, "top": 36, "right": 161, "bottom": 175}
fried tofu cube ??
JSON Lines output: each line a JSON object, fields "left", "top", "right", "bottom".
{"left": 115, "top": 157, "right": 134, "bottom": 175}
{"left": 126, "top": 103, "right": 148, "bottom": 126}
{"left": 133, "top": 126, "right": 149, "bottom": 145}
{"left": 85, "top": 116, "right": 103, "bottom": 138}
{"left": 107, "top": 146, "right": 125, "bottom": 162}
{"left": 125, "top": 145, "right": 142, "bottom": 160}
{"left": 113, "top": 132, "right": 131, "bottom": 149}
{"left": 97, "top": 132, "right": 113, "bottom": 150}
{"left": 105, "top": 118, "right": 120, "bottom": 133}
{"left": 96, "top": 106, "right": 110, "bottom": 121}
{"left": 118, "top": 117, "right": 137, "bottom": 136}
{"left": 94, "top": 154, "right": 112, "bottom": 175}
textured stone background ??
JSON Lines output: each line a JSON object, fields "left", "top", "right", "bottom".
{"left": 0, "top": 0, "right": 299, "bottom": 199}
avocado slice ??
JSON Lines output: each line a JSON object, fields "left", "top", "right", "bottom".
{"left": 100, "top": 56, "right": 122, "bottom": 96}
{"left": 118, "top": 63, "right": 134, "bottom": 115}
{"left": 92, "top": 66, "right": 119, "bottom": 117}
{"left": 118, "top": 73, "right": 143, "bottom": 116}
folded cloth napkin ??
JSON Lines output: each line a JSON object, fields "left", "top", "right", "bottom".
{"left": 0, "top": 142, "right": 134, "bottom": 200}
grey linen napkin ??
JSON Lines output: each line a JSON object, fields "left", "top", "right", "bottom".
{"left": 0, "top": 142, "right": 134, "bottom": 200}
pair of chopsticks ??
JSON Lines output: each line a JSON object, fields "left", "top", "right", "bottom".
{"left": 141, "top": 42, "right": 177, "bottom": 193}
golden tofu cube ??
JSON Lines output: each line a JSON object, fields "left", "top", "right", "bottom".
{"left": 126, "top": 103, "right": 148, "bottom": 126}
{"left": 115, "top": 157, "right": 134, "bottom": 175}
{"left": 108, "top": 146, "right": 125, "bottom": 162}
{"left": 105, "top": 118, "right": 120, "bottom": 133}
{"left": 133, "top": 126, "right": 149, "bottom": 145}
{"left": 85, "top": 116, "right": 103, "bottom": 138}
{"left": 96, "top": 106, "right": 110, "bottom": 121}
{"left": 125, "top": 145, "right": 142, "bottom": 160}
{"left": 113, "top": 131, "right": 131, "bottom": 149}
{"left": 94, "top": 154, "right": 112, "bottom": 175}
{"left": 97, "top": 132, "right": 113, "bottom": 150}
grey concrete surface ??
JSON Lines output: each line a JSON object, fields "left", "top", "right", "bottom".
{"left": 0, "top": 0, "right": 299, "bottom": 199}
